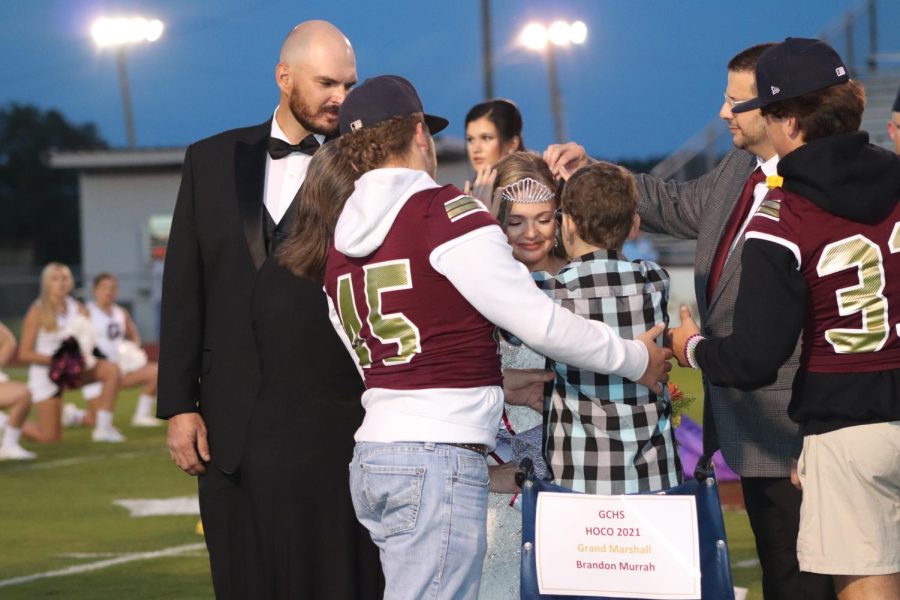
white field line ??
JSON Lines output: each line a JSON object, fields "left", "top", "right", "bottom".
{"left": 58, "top": 552, "right": 148, "bottom": 559}
{"left": 114, "top": 495, "right": 200, "bottom": 517}
{"left": 0, "top": 543, "right": 207, "bottom": 588}
{"left": 3, "top": 449, "right": 159, "bottom": 472}
{"left": 733, "top": 557, "right": 761, "bottom": 568}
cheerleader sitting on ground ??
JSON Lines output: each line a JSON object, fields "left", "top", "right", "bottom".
{"left": 18, "top": 262, "right": 125, "bottom": 443}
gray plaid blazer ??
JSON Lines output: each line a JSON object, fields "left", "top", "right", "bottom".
{"left": 636, "top": 149, "right": 802, "bottom": 478}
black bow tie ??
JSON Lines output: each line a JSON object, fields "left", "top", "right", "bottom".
{"left": 267, "top": 135, "right": 320, "bottom": 159}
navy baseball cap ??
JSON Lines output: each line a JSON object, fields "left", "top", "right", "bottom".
{"left": 338, "top": 75, "right": 449, "bottom": 136}
{"left": 733, "top": 38, "right": 849, "bottom": 114}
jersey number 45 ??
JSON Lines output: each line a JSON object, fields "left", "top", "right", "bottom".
{"left": 335, "top": 259, "right": 422, "bottom": 368}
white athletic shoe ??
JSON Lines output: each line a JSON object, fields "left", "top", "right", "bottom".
{"left": 0, "top": 411, "right": 9, "bottom": 431}
{"left": 131, "top": 414, "right": 163, "bottom": 428}
{"left": 0, "top": 443, "right": 37, "bottom": 460}
{"left": 62, "top": 403, "right": 86, "bottom": 427}
{"left": 92, "top": 426, "right": 126, "bottom": 443}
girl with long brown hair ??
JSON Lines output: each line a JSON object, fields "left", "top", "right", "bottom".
{"left": 277, "top": 139, "right": 358, "bottom": 278}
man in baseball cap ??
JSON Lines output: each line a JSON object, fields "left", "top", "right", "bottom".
{"left": 731, "top": 37, "right": 849, "bottom": 114}
{"left": 325, "top": 75, "right": 673, "bottom": 599}
{"left": 338, "top": 74, "right": 448, "bottom": 136}
{"left": 673, "top": 37, "right": 900, "bottom": 600}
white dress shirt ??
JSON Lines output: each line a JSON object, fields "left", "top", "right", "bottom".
{"left": 263, "top": 109, "right": 324, "bottom": 224}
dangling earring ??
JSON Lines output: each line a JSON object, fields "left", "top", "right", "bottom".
{"left": 554, "top": 237, "right": 559, "bottom": 248}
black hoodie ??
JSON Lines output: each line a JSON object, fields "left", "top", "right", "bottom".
{"left": 696, "top": 132, "right": 900, "bottom": 436}
{"left": 780, "top": 131, "right": 900, "bottom": 224}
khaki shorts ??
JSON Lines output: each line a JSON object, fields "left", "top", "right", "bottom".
{"left": 797, "top": 421, "right": 900, "bottom": 575}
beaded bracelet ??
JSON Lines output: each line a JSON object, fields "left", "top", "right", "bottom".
{"left": 684, "top": 334, "right": 704, "bottom": 369}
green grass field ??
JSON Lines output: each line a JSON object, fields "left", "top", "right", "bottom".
{"left": 0, "top": 367, "right": 763, "bottom": 599}
{"left": 0, "top": 369, "right": 213, "bottom": 598}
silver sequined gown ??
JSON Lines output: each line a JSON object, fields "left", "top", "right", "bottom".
{"left": 479, "top": 342, "right": 546, "bottom": 599}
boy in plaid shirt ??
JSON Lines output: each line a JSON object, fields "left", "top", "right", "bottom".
{"left": 537, "top": 162, "right": 682, "bottom": 494}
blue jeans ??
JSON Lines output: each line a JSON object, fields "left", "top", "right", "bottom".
{"left": 350, "top": 442, "right": 489, "bottom": 600}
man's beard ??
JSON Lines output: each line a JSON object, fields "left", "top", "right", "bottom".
{"left": 289, "top": 86, "right": 339, "bottom": 136}
{"left": 736, "top": 122, "right": 767, "bottom": 152}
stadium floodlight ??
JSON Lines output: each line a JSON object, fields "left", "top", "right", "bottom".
{"left": 569, "top": 21, "right": 588, "bottom": 45}
{"left": 91, "top": 17, "right": 164, "bottom": 47}
{"left": 520, "top": 23, "right": 548, "bottom": 50}
{"left": 90, "top": 16, "right": 164, "bottom": 148}
{"left": 519, "top": 20, "right": 589, "bottom": 143}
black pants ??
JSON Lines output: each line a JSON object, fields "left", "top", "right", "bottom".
{"left": 741, "top": 477, "right": 836, "bottom": 600}
{"left": 198, "top": 458, "right": 383, "bottom": 600}
{"left": 198, "top": 466, "right": 264, "bottom": 600}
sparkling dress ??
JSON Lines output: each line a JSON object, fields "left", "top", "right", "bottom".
{"left": 478, "top": 341, "right": 547, "bottom": 599}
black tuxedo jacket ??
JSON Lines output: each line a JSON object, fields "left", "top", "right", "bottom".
{"left": 158, "top": 119, "right": 298, "bottom": 473}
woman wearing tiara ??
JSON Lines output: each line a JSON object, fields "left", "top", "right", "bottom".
{"left": 478, "top": 151, "right": 566, "bottom": 600}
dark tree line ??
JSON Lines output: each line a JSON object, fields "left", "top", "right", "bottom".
{"left": 0, "top": 103, "right": 107, "bottom": 266}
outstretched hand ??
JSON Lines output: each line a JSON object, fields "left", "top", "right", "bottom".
{"left": 635, "top": 322, "right": 673, "bottom": 394}
{"left": 502, "top": 368, "right": 554, "bottom": 413}
{"left": 543, "top": 142, "right": 591, "bottom": 181}
{"left": 669, "top": 306, "right": 701, "bottom": 367}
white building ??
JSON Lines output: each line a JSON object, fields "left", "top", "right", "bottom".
{"left": 49, "top": 140, "right": 472, "bottom": 341}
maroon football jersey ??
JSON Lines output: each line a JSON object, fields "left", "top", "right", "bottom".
{"left": 746, "top": 188, "right": 900, "bottom": 372}
{"left": 324, "top": 184, "right": 503, "bottom": 390}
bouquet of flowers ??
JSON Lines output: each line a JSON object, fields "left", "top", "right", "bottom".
{"left": 668, "top": 382, "right": 695, "bottom": 428}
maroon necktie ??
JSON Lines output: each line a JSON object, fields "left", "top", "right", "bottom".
{"left": 706, "top": 167, "right": 766, "bottom": 302}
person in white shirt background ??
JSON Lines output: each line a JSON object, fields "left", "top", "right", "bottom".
{"left": 81, "top": 272, "right": 161, "bottom": 428}
{"left": 0, "top": 321, "right": 36, "bottom": 460}
{"left": 18, "top": 262, "right": 125, "bottom": 443}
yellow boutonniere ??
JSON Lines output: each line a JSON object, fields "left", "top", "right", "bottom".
{"left": 766, "top": 174, "right": 784, "bottom": 189}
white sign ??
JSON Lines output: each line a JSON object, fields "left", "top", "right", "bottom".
{"left": 535, "top": 492, "right": 701, "bottom": 598}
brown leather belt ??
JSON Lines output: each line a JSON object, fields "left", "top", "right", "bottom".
{"left": 447, "top": 442, "right": 489, "bottom": 456}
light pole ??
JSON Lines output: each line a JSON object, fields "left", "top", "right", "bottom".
{"left": 520, "top": 20, "right": 587, "bottom": 144}
{"left": 481, "top": 0, "right": 494, "bottom": 99}
{"left": 91, "top": 17, "right": 164, "bottom": 148}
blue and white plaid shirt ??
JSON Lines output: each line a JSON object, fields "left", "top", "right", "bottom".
{"left": 534, "top": 249, "right": 682, "bottom": 494}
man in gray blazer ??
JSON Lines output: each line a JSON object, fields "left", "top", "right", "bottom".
{"left": 544, "top": 44, "right": 835, "bottom": 600}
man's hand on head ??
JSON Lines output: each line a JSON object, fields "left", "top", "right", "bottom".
{"left": 543, "top": 142, "right": 592, "bottom": 181}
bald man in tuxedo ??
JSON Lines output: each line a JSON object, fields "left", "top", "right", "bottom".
{"left": 158, "top": 21, "right": 382, "bottom": 598}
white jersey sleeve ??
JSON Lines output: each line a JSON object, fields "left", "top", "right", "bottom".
{"left": 430, "top": 225, "right": 648, "bottom": 382}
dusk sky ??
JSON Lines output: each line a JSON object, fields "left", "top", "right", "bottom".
{"left": 1, "top": 0, "right": 896, "bottom": 163}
